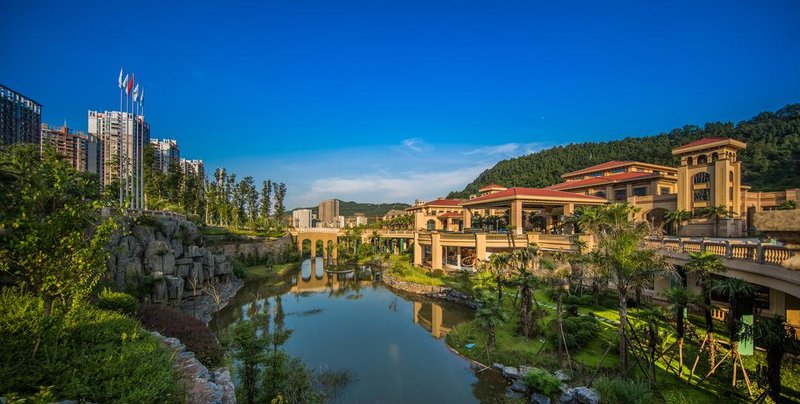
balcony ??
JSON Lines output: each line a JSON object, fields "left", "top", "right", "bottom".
{"left": 645, "top": 237, "right": 793, "bottom": 267}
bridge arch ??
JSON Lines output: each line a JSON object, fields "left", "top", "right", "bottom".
{"left": 295, "top": 230, "right": 339, "bottom": 260}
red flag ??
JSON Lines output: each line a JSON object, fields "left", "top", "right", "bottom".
{"left": 126, "top": 73, "right": 134, "bottom": 95}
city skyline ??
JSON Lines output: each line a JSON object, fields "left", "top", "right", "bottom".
{"left": 2, "top": 1, "right": 799, "bottom": 208}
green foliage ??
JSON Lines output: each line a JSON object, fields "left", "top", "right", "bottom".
{"left": 522, "top": 368, "right": 560, "bottom": 397}
{"left": 449, "top": 104, "right": 800, "bottom": 197}
{"left": 291, "top": 200, "right": 411, "bottom": 218}
{"left": 547, "top": 314, "right": 599, "bottom": 351}
{"left": 0, "top": 144, "right": 120, "bottom": 316}
{"left": 97, "top": 288, "right": 138, "bottom": 316}
{"left": 137, "top": 304, "right": 224, "bottom": 367}
{"left": 0, "top": 290, "right": 176, "bottom": 402}
{"left": 592, "top": 376, "right": 654, "bottom": 404}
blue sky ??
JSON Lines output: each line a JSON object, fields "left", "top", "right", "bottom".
{"left": 2, "top": 1, "right": 799, "bottom": 208}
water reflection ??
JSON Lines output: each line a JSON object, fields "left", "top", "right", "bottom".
{"left": 211, "top": 258, "right": 508, "bottom": 403}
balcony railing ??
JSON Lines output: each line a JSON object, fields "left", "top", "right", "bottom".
{"left": 646, "top": 237, "right": 794, "bottom": 267}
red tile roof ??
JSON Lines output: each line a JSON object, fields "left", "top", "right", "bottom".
{"left": 672, "top": 137, "right": 729, "bottom": 151}
{"left": 424, "top": 199, "right": 465, "bottom": 207}
{"left": 462, "top": 187, "right": 606, "bottom": 205}
{"left": 546, "top": 171, "right": 660, "bottom": 191}
{"left": 561, "top": 161, "right": 634, "bottom": 177}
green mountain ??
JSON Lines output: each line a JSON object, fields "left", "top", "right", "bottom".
{"left": 292, "top": 200, "right": 410, "bottom": 218}
{"left": 449, "top": 104, "right": 800, "bottom": 198}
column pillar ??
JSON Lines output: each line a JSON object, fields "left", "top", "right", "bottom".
{"left": 413, "top": 232, "right": 422, "bottom": 266}
{"left": 431, "top": 232, "right": 442, "bottom": 270}
{"left": 457, "top": 246, "right": 462, "bottom": 270}
{"left": 511, "top": 200, "right": 523, "bottom": 235}
{"left": 475, "top": 233, "right": 487, "bottom": 262}
{"left": 464, "top": 208, "right": 472, "bottom": 229}
{"left": 413, "top": 301, "right": 422, "bottom": 324}
{"left": 432, "top": 303, "right": 443, "bottom": 338}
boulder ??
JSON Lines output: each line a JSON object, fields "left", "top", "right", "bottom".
{"left": 559, "top": 386, "right": 600, "bottom": 404}
{"left": 163, "top": 253, "right": 176, "bottom": 275}
{"left": 510, "top": 379, "right": 528, "bottom": 393}
{"left": 132, "top": 225, "right": 155, "bottom": 249}
{"left": 147, "top": 254, "right": 164, "bottom": 274}
{"left": 554, "top": 370, "right": 571, "bottom": 383}
{"left": 172, "top": 239, "right": 184, "bottom": 258}
{"left": 531, "top": 393, "right": 552, "bottom": 404}
{"left": 165, "top": 275, "right": 184, "bottom": 301}
{"left": 501, "top": 366, "right": 520, "bottom": 379}
{"left": 187, "top": 245, "right": 203, "bottom": 258}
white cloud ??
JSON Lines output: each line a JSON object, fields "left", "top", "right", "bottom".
{"left": 298, "top": 164, "right": 489, "bottom": 205}
{"left": 463, "top": 143, "right": 520, "bottom": 156}
{"left": 402, "top": 138, "right": 424, "bottom": 153}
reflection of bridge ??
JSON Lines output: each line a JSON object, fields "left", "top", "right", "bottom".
{"left": 290, "top": 228, "right": 415, "bottom": 259}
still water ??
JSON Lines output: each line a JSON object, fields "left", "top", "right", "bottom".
{"left": 211, "top": 258, "right": 508, "bottom": 403}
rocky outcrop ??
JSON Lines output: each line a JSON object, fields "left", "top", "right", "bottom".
{"left": 381, "top": 273, "right": 477, "bottom": 308}
{"left": 207, "top": 234, "right": 293, "bottom": 263}
{"left": 107, "top": 216, "right": 234, "bottom": 306}
{"left": 150, "top": 331, "right": 236, "bottom": 404}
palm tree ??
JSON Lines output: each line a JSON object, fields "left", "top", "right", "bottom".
{"left": 488, "top": 252, "right": 513, "bottom": 302}
{"left": 710, "top": 277, "right": 756, "bottom": 390}
{"left": 541, "top": 257, "right": 572, "bottom": 361}
{"left": 577, "top": 203, "right": 671, "bottom": 374}
{"left": 637, "top": 308, "right": 667, "bottom": 386}
{"left": 700, "top": 205, "right": 732, "bottom": 237}
{"left": 510, "top": 246, "right": 540, "bottom": 338}
{"left": 664, "top": 209, "right": 692, "bottom": 236}
{"left": 685, "top": 250, "right": 726, "bottom": 375}
{"left": 475, "top": 293, "right": 506, "bottom": 354}
{"left": 742, "top": 315, "right": 799, "bottom": 402}
{"left": 663, "top": 286, "right": 697, "bottom": 374}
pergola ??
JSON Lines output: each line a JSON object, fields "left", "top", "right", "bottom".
{"left": 460, "top": 187, "right": 607, "bottom": 235}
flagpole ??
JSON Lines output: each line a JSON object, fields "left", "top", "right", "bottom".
{"left": 140, "top": 91, "right": 145, "bottom": 211}
{"left": 119, "top": 74, "right": 124, "bottom": 207}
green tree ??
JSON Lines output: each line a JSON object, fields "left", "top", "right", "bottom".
{"left": 260, "top": 179, "right": 272, "bottom": 223}
{"left": 0, "top": 145, "right": 119, "bottom": 351}
{"left": 685, "top": 250, "right": 726, "bottom": 373}
{"left": 475, "top": 293, "right": 506, "bottom": 353}
{"left": 509, "top": 246, "right": 540, "bottom": 338}
{"left": 664, "top": 209, "right": 692, "bottom": 235}
{"left": 742, "top": 315, "right": 799, "bottom": 402}
{"left": 663, "top": 286, "right": 697, "bottom": 373}
{"left": 273, "top": 182, "right": 287, "bottom": 224}
{"left": 711, "top": 278, "right": 756, "bottom": 363}
{"left": 700, "top": 205, "right": 731, "bottom": 238}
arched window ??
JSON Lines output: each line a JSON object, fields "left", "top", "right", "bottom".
{"left": 426, "top": 219, "right": 436, "bottom": 231}
{"left": 697, "top": 155, "right": 708, "bottom": 164}
{"left": 712, "top": 152, "right": 719, "bottom": 161}
{"left": 693, "top": 172, "right": 710, "bottom": 184}
{"left": 729, "top": 171, "right": 734, "bottom": 183}
{"left": 687, "top": 156, "right": 694, "bottom": 166}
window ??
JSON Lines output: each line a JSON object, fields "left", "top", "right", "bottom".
{"left": 694, "top": 189, "right": 710, "bottom": 202}
{"left": 693, "top": 172, "right": 710, "bottom": 184}
{"left": 712, "top": 152, "right": 719, "bottom": 161}
{"left": 697, "top": 155, "right": 708, "bottom": 164}
{"left": 729, "top": 171, "right": 734, "bottom": 183}
{"left": 614, "top": 189, "right": 627, "bottom": 201}
{"left": 589, "top": 172, "right": 602, "bottom": 177}
{"left": 660, "top": 187, "right": 671, "bottom": 195}
{"left": 729, "top": 187, "right": 734, "bottom": 200}
{"left": 633, "top": 187, "right": 647, "bottom": 196}
{"left": 595, "top": 191, "right": 606, "bottom": 198}
{"left": 687, "top": 157, "right": 694, "bottom": 166}
{"left": 426, "top": 220, "right": 436, "bottom": 231}
{"left": 610, "top": 168, "right": 626, "bottom": 174}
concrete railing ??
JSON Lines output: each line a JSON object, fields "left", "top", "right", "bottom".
{"left": 125, "top": 209, "right": 188, "bottom": 221}
{"left": 646, "top": 237, "right": 794, "bottom": 268}
{"left": 295, "top": 227, "right": 342, "bottom": 234}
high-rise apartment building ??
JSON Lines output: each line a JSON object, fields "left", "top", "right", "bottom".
{"left": 88, "top": 110, "right": 150, "bottom": 209}
{"left": 1, "top": 84, "right": 42, "bottom": 146}
{"left": 40, "top": 123, "right": 103, "bottom": 176}
{"left": 292, "top": 209, "right": 313, "bottom": 228}
{"left": 151, "top": 138, "right": 180, "bottom": 172}
{"left": 318, "top": 199, "right": 340, "bottom": 226}
{"left": 180, "top": 158, "right": 205, "bottom": 180}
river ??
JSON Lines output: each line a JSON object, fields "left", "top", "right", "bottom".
{"left": 210, "top": 257, "right": 509, "bottom": 403}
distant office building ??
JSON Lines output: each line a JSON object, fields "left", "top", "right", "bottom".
{"left": 337, "top": 215, "right": 345, "bottom": 228}
{"left": 355, "top": 214, "right": 368, "bottom": 227}
{"left": 151, "top": 138, "right": 180, "bottom": 172}
{"left": 180, "top": 158, "right": 205, "bottom": 180}
{"left": 40, "top": 123, "right": 103, "bottom": 176}
{"left": 293, "top": 209, "right": 313, "bottom": 228}
{"left": 318, "top": 199, "right": 340, "bottom": 226}
{"left": 1, "top": 84, "right": 42, "bottom": 146}
{"left": 88, "top": 110, "right": 150, "bottom": 187}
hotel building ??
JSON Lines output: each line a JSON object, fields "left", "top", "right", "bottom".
{"left": 40, "top": 123, "right": 103, "bottom": 176}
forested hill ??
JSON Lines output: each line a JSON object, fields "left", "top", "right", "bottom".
{"left": 448, "top": 104, "right": 800, "bottom": 198}
{"left": 291, "top": 200, "right": 410, "bottom": 217}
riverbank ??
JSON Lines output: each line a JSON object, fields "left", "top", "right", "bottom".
{"left": 180, "top": 277, "right": 244, "bottom": 324}
{"left": 382, "top": 271, "right": 477, "bottom": 308}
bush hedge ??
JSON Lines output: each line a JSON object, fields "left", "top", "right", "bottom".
{"left": 97, "top": 288, "right": 138, "bottom": 315}
{"left": 0, "top": 290, "right": 177, "bottom": 403}
{"left": 522, "top": 367, "right": 560, "bottom": 397}
{"left": 137, "top": 304, "right": 224, "bottom": 367}
{"left": 547, "top": 314, "right": 599, "bottom": 351}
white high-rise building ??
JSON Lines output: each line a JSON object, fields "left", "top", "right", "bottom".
{"left": 180, "top": 158, "right": 205, "bottom": 180}
{"left": 88, "top": 110, "right": 150, "bottom": 208}
{"left": 151, "top": 139, "right": 180, "bottom": 172}
{"left": 293, "top": 209, "right": 313, "bottom": 228}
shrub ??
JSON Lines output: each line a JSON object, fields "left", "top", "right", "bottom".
{"left": 593, "top": 376, "right": 653, "bottom": 404}
{"left": 547, "top": 315, "right": 599, "bottom": 351}
{"left": 522, "top": 368, "right": 560, "bottom": 397}
{"left": 564, "top": 304, "right": 579, "bottom": 317}
{"left": 137, "top": 304, "right": 224, "bottom": 367}
{"left": 97, "top": 288, "right": 138, "bottom": 315}
{"left": 0, "top": 290, "right": 176, "bottom": 402}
